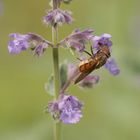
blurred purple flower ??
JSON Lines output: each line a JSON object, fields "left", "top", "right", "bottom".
{"left": 43, "top": 9, "right": 73, "bottom": 27}
{"left": 67, "top": 63, "right": 77, "bottom": 79}
{"left": 92, "top": 33, "right": 112, "bottom": 50}
{"left": 47, "top": 94, "right": 83, "bottom": 124}
{"left": 79, "top": 75, "right": 99, "bottom": 88}
{"left": 8, "top": 33, "right": 51, "bottom": 56}
{"left": 60, "top": 29, "right": 94, "bottom": 52}
{"left": 104, "top": 58, "right": 120, "bottom": 75}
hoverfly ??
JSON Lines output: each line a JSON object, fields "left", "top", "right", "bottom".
{"left": 74, "top": 45, "right": 110, "bottom": 84}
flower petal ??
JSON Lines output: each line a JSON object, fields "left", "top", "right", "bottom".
{"left": 104, "top": 58, "right": 120, "bottom": 75}
{"left": 92, "top": 33, "right": 112, "bottom": 50}
{"left": 43, "top": 9, "right": 73, "bottom": 26}
{"left": 61, "top": 29, "right": 94, "bottom": 52}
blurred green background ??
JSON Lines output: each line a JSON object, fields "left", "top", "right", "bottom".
{"left": 0, "top": 0, "right": 140, "bottom": 140}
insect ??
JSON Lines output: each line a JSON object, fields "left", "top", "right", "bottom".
{"left": 74, "top": 45, "right": 111, "bottom": 84}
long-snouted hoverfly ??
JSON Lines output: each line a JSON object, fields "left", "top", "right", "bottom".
{"left": 74, "top": 46, "right": 110, "bottom": 84}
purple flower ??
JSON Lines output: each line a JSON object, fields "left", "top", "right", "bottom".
{"left": 92, "top": 33, "right": 112, "bottom": 50}
{"left": 104, "top": 58, "right": 120, "bottom": 75}
{"left": 8, "top": 33, "right": 52, "bottom": 55}
{"left": 47, "top": 94, "right": 83, "bottom": 124}
{"left": 59, "top": 95, "right": 83, "bottom": 124}
{"left": 79, "top": 75, "right": 100, "bottom": 88}
{"left": 32, "top": 43, "right": 49, "bottom": 56}
{"left": 61, "top": 29, "right": 94, "bottom": 52}
{"left": 43, "top": 9, "right": 73, "bottom": 27}
{"left": 8, "top": 33, "right": 31, "bottom": 54}
{"left": 47, "top": 101, "right": 60, "bottom": 120}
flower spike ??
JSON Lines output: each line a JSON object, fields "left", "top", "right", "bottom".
{"left": 7, "top": 0, "right": 120, "bottom": 130}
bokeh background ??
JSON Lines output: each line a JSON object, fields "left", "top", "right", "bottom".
{"left": 0, "top": 0, "right": 140, "bottom": 140}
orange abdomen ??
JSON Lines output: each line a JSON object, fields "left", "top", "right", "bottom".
{"left": 79, "top": 58, "right": 96, "bottom": 72}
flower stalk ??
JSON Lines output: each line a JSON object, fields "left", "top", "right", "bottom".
{"left": 52, "top": 27, "right": 61, "bottom": 140}
{"left": 52, "top": 27, "right": 60, "bottom": 99}
{"left": 52, "top": 1, "right": 61, "bottom": 140}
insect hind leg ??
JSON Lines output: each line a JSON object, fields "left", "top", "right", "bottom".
{"left": 90, "top": 45, "right": 94, "bottom": 56}
{"left": 83, "top": 50, "right": 92, "bottom": 57}
{"left": 77, "top": 57, "right": 83, "bottom": 61}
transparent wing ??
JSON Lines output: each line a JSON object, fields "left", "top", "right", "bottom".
{"left": 74, "top": 67, "right": 95, "bottom": 84}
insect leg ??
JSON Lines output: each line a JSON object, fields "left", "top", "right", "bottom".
{"left": 77, "top": 57, "right": 82, "bottom": 61}
{"left": 90, "top": 45, "right": 94, "bottom": 56}
{"left": 83, "top": 50, "right": 92, "bottom": 56}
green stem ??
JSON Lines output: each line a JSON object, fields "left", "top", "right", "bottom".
{"left": 51, "top": 0, "right": 61, "bottom": 139}
{"left": 52, "top": 27, "right": 60, "bottom": 99}
{"left": 52, "top": 8, "right": 61, "bottom": 140}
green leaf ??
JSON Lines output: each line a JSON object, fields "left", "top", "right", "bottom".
{"left": 60, "top": 61, "right": 68, "bottom": 88}
{"left": 49, "top": 0, "right": 53, "bottom": 7}
{"left": 69, "top": 48, "right": 75, "bottom": 56}
{"left": 63, "top": 0, "right": 72, "bottom": 4}
{"left": 45, "top": 75, "right": 55, "bottom": 96}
